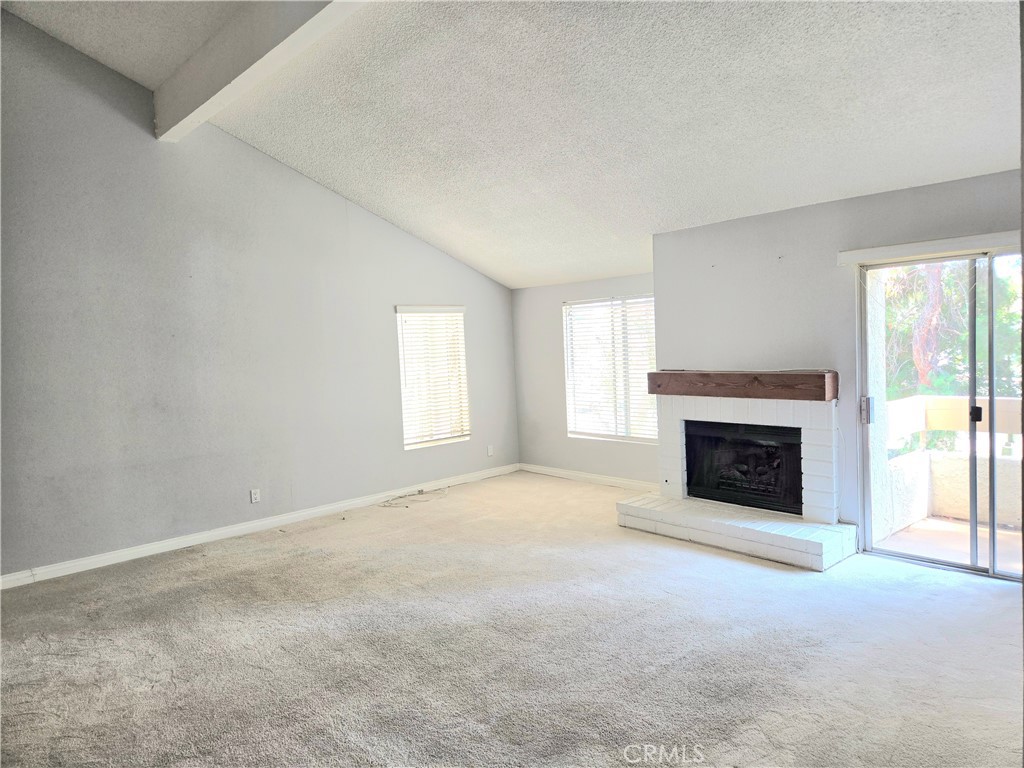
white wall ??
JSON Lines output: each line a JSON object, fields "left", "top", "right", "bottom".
{"left": 1, "top": 14, "right": 519, "bottom": 574}
{"left": 513, "top": 274, "right": 658, "bottom": 483}
{"left": 653, "top": 171, "right": 1020, "bottom": 524}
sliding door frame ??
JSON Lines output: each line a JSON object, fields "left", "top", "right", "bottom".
{"left": 855, "top": 244, "right": 1020, "bottom": 580}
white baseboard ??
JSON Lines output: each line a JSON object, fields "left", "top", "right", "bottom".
{"left": 1, "top": 463, "right": 520, "bottom": 590}
{"left": 518, "top": 463, "right": 659, "bottom": 493}
{"left": 2, "top": 462, "right": 653, "bottom": 589}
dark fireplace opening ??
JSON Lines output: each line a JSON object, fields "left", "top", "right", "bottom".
{"left": 684, "top": 420, "right": 802, "bottom": 515}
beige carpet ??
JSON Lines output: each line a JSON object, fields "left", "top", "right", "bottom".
{"left": 2, "top": 471, "right": 1021, "bottom": 767}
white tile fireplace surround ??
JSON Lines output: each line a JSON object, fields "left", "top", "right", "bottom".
{"left": 618, "top": 394, "right": 857, "bottom": 571}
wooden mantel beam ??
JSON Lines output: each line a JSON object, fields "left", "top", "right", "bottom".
{"left": 647, "top": 370, "right": 839, "bottom": 402}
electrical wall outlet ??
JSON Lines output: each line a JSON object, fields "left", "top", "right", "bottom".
{"left": 487, "top": 445, "right": 494, "bottom": 457}
{"left": 250, "top": 489, "right": 261, "bottom": 504}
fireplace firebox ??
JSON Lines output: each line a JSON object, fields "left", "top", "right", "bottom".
{"left": 684, "top": 420, "right": 802, "bottom": 515}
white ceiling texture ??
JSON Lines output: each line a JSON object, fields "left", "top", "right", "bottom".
{"left": 3, "top": 1, "right": 249, "bottom": 90}
{"left": 5, "top": 2, "right": 1019, "bottom": 288}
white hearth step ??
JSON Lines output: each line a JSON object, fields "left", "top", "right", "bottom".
{"left": 617, "top": 493, "right": 856, "bottom": 572}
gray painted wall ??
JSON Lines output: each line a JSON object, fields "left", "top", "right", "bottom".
{"left": 513, "top": 274, "right": 658, "bottom": 483}
{"left": 1, "top": 14, "right": 519, "bottom": 574}
{"left": 653, "top": 170, "right": 1020, "bottom": 525}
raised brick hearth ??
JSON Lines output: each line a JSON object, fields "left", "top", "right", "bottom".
{"left": 618, "top": 392, "right": 857, "bottom": 571}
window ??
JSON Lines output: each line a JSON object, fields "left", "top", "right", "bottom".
{"left": 563, "top": 295, "right": 657, "bottom": 442}
{"left": 396, "top": 306, "right": 471, "bottom": 449}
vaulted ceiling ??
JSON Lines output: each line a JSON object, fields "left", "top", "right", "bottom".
{"left": 3, "top": 1, "right": 245, "bottom": 90}
{"left": 5, "top": 1, "right": 1019, "bottom": 288}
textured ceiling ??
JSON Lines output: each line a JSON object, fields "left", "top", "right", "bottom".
{"left": 211, "top": 2, "right": 1020, "bottom": 288}
{"left": 6, "top": 2, "right": 1019, "bottom": 288}
{"left": 2, "top": 1, "right": 248, "bottom": 90}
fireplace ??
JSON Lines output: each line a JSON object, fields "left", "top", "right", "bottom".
{"left": 684, "top": 420, "right": 802, "bottom": 515}
{"left": 620, "top": 374, "right": 851, "bottom": 570}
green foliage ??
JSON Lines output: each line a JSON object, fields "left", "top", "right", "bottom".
{"left": 888, "top": 429, "right": 958, "bottom": 460}
{"left": 884, "top": 256, "right": 1022, "bottom": 401}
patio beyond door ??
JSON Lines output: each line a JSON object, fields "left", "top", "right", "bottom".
{"left": 862, "top": 253, "right": 1022, "bottom": 578}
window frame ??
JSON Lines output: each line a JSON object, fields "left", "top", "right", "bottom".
{"left": 395, "top": 305, "right": 471, "bottom": 450}
{"left": 562, "top": 294, "right": 658, "bottom": 444}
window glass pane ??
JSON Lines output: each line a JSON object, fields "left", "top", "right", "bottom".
{"left": 992, "top": 253, "right": 1022, "bottom": 577}
{"left": 397, "top": 309, "right": 470, "bottom": 448}
{"left": 563, "top": 295, "right": 657, "bottom": 440}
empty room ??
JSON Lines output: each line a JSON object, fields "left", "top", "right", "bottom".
{"left": 1, "top": 2, "right": 1021, "bottom": 767}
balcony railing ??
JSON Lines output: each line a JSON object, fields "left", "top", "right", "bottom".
{"left": 886, "top": 395, "right": 1022, "bottom": 444}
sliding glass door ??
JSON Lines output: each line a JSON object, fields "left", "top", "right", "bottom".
{"left": 862, "top": 252, "right": 1022, "bottom": 578}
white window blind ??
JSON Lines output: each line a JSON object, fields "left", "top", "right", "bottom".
{"left": 563, "top": 295, "right": 657, "bottom": 441}
{"left": 396, "top": 306, "right": 471, "bottom": 449}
